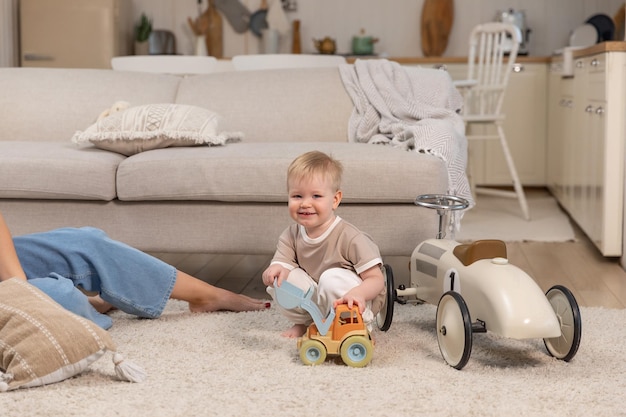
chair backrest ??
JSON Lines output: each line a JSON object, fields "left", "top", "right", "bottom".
{"left": 231, "top": 54, "right": 347, "bottom": 71}
{"left": 110, "top": 56, "right": 218, "bottom": 74}
{"left": 464, "top": 22, "right": 521, "bottom": 117}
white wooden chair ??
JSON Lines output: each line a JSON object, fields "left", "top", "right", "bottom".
{"left": 455, "top": 22, "right": 530, "bottom": 220}
{"left": 110, "top": 56, "right": 218, "bottom": 75}
{"left": 231, "top": 54, "right": 347, "bottom": 71}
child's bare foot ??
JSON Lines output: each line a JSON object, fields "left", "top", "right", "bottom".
{"left": 89, "top": 295, "right": 115, "bottom": 314}
{"left": 281, "top": 324, "right": 307, "bottom": 338}
{"left": 187, "top": 285, "right": 270, "bottom": 313}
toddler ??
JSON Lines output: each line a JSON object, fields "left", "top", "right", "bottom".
{"left": 262, "top": 151, "right": 385, "bottom": 337}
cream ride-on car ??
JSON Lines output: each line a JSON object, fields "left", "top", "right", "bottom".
{"left": 374, "top": 195, "right": 582, "bottom": 370}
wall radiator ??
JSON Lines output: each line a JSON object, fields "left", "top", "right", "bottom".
{"left": 0, "top": 0, "right": 18, "bottom": 67}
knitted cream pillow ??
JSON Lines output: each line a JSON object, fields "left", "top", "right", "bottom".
{"left": 0, "top": 278, "right": 145, "bottom": 391}
{"left": 71, "top": 103, "right": 242, "bottom": 156}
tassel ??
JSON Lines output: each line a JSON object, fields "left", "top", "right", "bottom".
{"left": 0, "top": 371, "right": 13, "bottom": 392}
{"left": 112, "top": 353, "right": 147, "bottom": 383}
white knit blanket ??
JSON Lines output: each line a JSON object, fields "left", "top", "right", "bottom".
{"left": 339, "top": 59, "right": 473, "bottom": 207}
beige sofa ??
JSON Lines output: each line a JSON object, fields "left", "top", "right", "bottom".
{"left": 0, "top": 65, "right": 460, "bottom": 257}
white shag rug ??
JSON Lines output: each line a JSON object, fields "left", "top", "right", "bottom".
{"left": 2, "top": 300, "right": 624, "bottom": 417}
{"left": 456, "top": 194, "right": 576, "bottom": 242}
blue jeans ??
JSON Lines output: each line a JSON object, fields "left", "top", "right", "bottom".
{"left": 13, "top": 227, "right": 177, "bottom": 329}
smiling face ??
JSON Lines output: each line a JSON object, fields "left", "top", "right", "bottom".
{"left": 288, "top": 173, "right": 342, "bottom": 239}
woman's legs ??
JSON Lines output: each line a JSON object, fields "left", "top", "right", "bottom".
{"left": 28, "top": 274, "right": 114, "bottom": 329}
{"left": 14, "top": 227, "right": 174, "bottom": 319}
{"left": 14, "top": 227, "right": 269, "bottom": 327}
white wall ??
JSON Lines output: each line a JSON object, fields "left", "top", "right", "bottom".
{"left": 131, "top": 0, "right": 625, "bottom": 57}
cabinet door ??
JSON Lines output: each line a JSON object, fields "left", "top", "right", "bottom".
{"left": 20, "top": 0, "right": 130, "bottom": 69}
{"left": 481, "top": 62, "right": 548, "bottom": 186}
{"left": 549, "top": 52, "right": 625, "bottom": 256}
{"left": 546, "top": 61, "right": 567, "bottom": 201}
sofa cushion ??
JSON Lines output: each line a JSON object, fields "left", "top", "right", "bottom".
{"left": 0, "top": 142, "right": 123, "bottom": 200}
{"left": 0, "top": 68, "right": 181, "bottom": 144}
{"left": 71, "top": 103, "right": 241, "bottom": 156}
{"left": 174, "top": 68, "right": 353, "bottom": 144}
{"left": 116, "top": 142, "right": 447, "bottom": 203}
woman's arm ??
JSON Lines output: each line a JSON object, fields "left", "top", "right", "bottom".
{"left": 0, "top": 212, "right": 27, "bottom": 281}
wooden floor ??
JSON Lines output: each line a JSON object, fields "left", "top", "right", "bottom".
{"left": 151, "top": 205, "right": 626, "bottom": 310}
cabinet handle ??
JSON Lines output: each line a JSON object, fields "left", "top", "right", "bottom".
{"left": 595, "top": 106, "right": 605, "bottom": 115}
{"left": 512, "top": 63, "right": 524, "bottom": 73}
{"left": 23, "top": 53, "right": 54, "bottom": 61}
{"left": 585, "top": 105, "right": 594, "bottom": 113}
{"left": 591, "top": 59, "right": 599, "bottom": 67}
{"left": 433, "top": 64, "right": 447, "bottom": 71}
{"left": 575, "top": 60, "right": 583, "bottom": 68}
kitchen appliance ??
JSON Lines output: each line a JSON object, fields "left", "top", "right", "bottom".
{"left": 495, "top": 8, "right": 530, "bottom": 55}
{"left": 351, "top": 29, "right": 378, "bottom": 55}
{"left": 148, "top": 30, "right": 176, "bottom": 55}
{"left": 20, "top": 0, "right": 132, "bottom": 69}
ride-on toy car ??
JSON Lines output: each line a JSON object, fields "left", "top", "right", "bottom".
{"left": 375, "top": 194, "right": 582, "bottom": 370}
{"left": 273, "top": 279, "right": 374, "bottom": 367}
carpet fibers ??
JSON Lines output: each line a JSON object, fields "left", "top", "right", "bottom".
{"left": 2, "top": 300, "right": 623, "bottom": 417}
{"left": 455, "top": 193, "right": 576, "bottom": 242}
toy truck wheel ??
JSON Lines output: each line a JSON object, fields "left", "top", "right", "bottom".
{"left": 375, "top": 264, "right": 395, "bottom": 332}
{"left": 340, "top": 335, "right": 373, "bottom": 368}
{"left": 436, "top": 291, "right": 473, "bottom": 370}
{"left": 299, "top": 340, "right": 327, "bottom": 366}
{"left": 543, "top": 285, "right": 582, "bottom": 362}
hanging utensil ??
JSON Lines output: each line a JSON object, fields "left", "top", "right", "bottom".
{"left": 249, "top": 0, "right": 269, "bottom": 38}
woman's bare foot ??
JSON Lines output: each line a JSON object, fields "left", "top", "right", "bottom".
{"left": 88, "top": 295, "right": 115, "bottom": 314}
{"left": 172, "top": 270, "right": 270, "bottom": 313}
{"left": 281, "top": 324, "right": 307, "bottom": 338}
{"left": 187, "top": 285, "right": 270, "bottom": 313}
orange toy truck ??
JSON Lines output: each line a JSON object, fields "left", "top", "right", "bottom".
{"left": 273, "top": 280, "right": 374, "bottom": 367}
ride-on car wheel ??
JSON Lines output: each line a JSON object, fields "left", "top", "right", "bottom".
{"left": 299, "top": 340, "right": 327, "bottom": 366}
{"left": 543, "top": 285, "right": 582, "bottom": 362}
{"left": 375, "top": 264, "right": 395, "bottom": 331}
{"left": 436, "top": 291, "right": 473, "bottom": 370}
{"left": 340, "top": 335, "right": 374, "bottom": 367}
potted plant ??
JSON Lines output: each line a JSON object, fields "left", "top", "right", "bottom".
{"left": 134, "top": 13, "right": 152, "bottom": 55}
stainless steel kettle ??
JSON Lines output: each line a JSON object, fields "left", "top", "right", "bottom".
{"left": 495, "top": 9, "right": 530, "bottom": 55}
{"left": 148, "top": 30, "right": 176, "bottom": 55}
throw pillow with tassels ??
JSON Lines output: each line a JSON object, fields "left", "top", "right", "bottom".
{"left": 0, "top": 278, "right": 146, "bottom": 391}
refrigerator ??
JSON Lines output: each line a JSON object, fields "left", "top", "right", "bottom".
{"left": 20, "top": 0, "right": 132, "bottom": 69}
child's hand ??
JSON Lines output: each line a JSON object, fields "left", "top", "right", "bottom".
{"left": 333, "top": 293, "right": 366, "bottom": 314}
{"left": 262, "top": 265, "right": 290, "bottom": 287}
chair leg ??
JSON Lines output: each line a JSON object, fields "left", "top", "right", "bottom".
{"left": 475, "top": 125, "right": 530, "bottom": 220}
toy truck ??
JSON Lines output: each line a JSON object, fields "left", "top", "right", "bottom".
{"left": 273, "top": 280, "right": 374, "bottom": 367}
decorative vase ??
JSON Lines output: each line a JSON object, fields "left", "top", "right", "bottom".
{"left": 291, "top": 19, "right": 301, "bottom": 54}
{"left": 134, "top": 41, "right": 149, "bottom": 55}
{"left": 195, "top": 36, "right": 208, "bottom": 56}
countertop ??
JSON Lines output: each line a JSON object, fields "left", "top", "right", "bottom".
{"left": 569, "top": 41, "right": 626, "bottom": 58}
{"left": 383, "top": 55, "right": 551, "bottom": 64}
{"left": 350, "top": 42, "right": 626, "bottom": 65}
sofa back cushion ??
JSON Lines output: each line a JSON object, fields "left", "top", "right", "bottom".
{"left": 116, "top": 142, "right": 447, "bottom": 204}
{"left": 0, "top": 68, "right": 181, "bottom": 143}
{"left": 175, "top": 68, "right": 353, "bottom": 144}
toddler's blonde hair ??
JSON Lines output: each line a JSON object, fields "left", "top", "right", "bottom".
{"left": 287, "top": 151, "right": 343, "bottom": 192}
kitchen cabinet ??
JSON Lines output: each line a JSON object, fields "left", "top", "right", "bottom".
{"left": 20, "top": 0, "right": 132, "bottom": 69}
{"left": 548, "top": 48, "right": 626, "bottom": 256}
{"left": 405, "top": 60, "right": 548, "bottom": 186}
